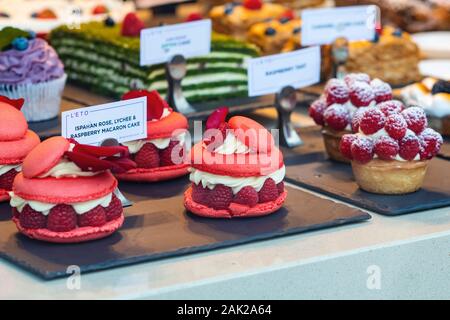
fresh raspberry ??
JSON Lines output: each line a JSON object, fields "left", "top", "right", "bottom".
{"left": 47, "top": 205, "right": 77, "bottom": 232}
{"left": 401, "top": 107, "right": 428, "bottom": 134}
{"left": 135, "top": 143, "right": 160, "bottom": 168}
{"left": 340, "top": 134, "right": 358, "bottom": 159}
{"left": 77, "top": 206, "right": 107, "bottom": 227}
{"left": 192, "top": 183, "right": 211, "bottom": 206}
{"left": 160, "top": 140, "right": 184, "bottom": 167}
{"left": 233, "top": 186, "right": 259, "bottom": 207}
{"left": 344, "top": 73, "right": 370, "bottom": 86}
{"left": 323, "top": 104, "right": 350, "bottom": 131}
{"left": 204, "top": 123, "right": 229, "bottom": 148}
{"left": 374, "top": 136, "right": 399, "bottom": 160}
{"left": 418, "top": 128, "right": 443, "bottom": 160}
{"left": 378, "top": 100, "right": 404, "bottom": 116}
{"left": 370, "top": 79, "right": 392, "bottom": 103}
{"left": 0, "top": 169, "right": 18, "bottom": 190}
{"left": 351, "top": 137, "right": 374, "bottom": 164}
{"left": 325, "top": 79, "right": 349, "bottom": 105}
{"left": 210, "top": 184, "right": 233, "bottom": 210}
{"left": 121, "top": 13, "right": 145, "bottom": 37}
{"left": 398, "top": 132, "right": 420, "bottom": 160}
{"left": 105, "top": 194, "right": 123, "bottom": 221}
{"left": 277, "top": 181, "right": 285, "bottom": 194}
{"left": 19, "top": 205, "right": 46, "bottom": 229}
{"left": 309, "top": 98, "right": 327, "bottom": 126}
{"left": 258, "top": 178, "right": 279, "bottom": 203}
{"left": 359, "top": 107, "right": 386, "bottom": 135}
{"left": 218, "top": 122, "right": 230, "bottom": 140}
{"left": 351, "top": 108, "right": 365, "bottom": 132}
{"left": 349, "top": 81, "right": 375, "bottom": 107}
{"left": 243, "top": 0, "right": 263, "bottom": 10}
{"left": 384, "top": 113, "right": 407, "bottom": 140}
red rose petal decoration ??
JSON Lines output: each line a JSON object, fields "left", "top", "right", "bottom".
{"left": 73, "top": 144, "right": 129, "bottom": 158}
{"left": 106, "top": 156, "right": 137, "bottom": 173}
{"left": 122, "top": 90, "right": 167, "bottom": 121}
{"left": 0, "top": 95, "right": 24, "bottom": 111}
{"left": 65, "top": 151, "right": 114, "bottom": 172}
{"left": 121, "top": 12, "right": 145, "bottom": 37}
{"left": 206, "top": 107, "right": 229, "bottom": 130}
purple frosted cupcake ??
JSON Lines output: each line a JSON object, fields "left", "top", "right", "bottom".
{"left": 0, "top": 27, "right": 66, "bottom": 122}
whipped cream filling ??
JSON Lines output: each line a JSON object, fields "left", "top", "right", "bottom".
{"left": 0, "top": 164, "right": 21, "bottom": 176}
{"left": 38, "top": 158, "right": 99, "bottom": 178}
{"left": 189, "top": 166, "right": 285, "bottom": 194}
{"left": 213, "top": 132, "right": 249, "bottom": 155}
{"left": 358, "top": 128, "right": 420, "bottom": 162}
{"left": 401, "top": 83, "right": 450, "bottom": 118}
{"left": 9, "top": 192, "right": 113, "bottom": 216}
{"left": 122, "top": 132, "right": 186, "bottom": 154}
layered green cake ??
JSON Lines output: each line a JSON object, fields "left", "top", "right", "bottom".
{"left": 50, "top": 22, "right": 260, "bottom": 103}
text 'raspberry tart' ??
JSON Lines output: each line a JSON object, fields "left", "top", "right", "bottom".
{"left": 340, "top": 104, "right": 443, "bottom": 194}
{"left": 184, "top": 108, "right": 287, "bottom": 218}
{"left": 0, "top": 97, "right": 40, "bottom": 202}
{"left": 309, "top": 73, "right": 392, "bottom": 163}
{"left": 10, "top": 136, "right": 136, "bottom": 243}
{"left": 115, "top": 90, "right": 190, "bottom": 182}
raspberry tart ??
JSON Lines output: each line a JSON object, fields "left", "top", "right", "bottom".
{"left": 309, "top": 74, "right": 392, "bottom": 163}
{"left": 340, "top": 103, "right": 443, "bottom": 194}
{"left": 10, "top": 136, "right": 136, "bottom": 243}
{"left": 115, "top": 90, "right": 190, "bottom": 182}
{"left": 0, "top": 96, "right": 40, "bottom": 202}
{"left": 184, "top": 108, "right": 287, "bottom": 218}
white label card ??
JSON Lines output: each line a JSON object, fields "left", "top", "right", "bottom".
{"left": 140, "top": 19, "right": 211, "bottom": 66}
{"left": 301, "top": 5, "right": 379, "bottom": 46}
{"left": 247, "top": 46, "right": 321, "bottom": 97}
{"left": 61, "top": 97, "right": 148, "bottom": 146}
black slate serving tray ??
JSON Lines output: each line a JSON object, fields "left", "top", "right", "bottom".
{"left": 284, "top": 154, "right": 450, "bottom": 216}
{"left": 0, "top": 177, "right": 369, "bottom": 280}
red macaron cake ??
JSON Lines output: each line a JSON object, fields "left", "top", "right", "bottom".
{"left": 184, "top": 108, "right": 287, "bottom": 218}
{"left": 115, "top": 90, "right": 190, "bottom": 182}
{"left": 10, "top": 136, "right": 136, "bottom": 243}
{"left": 0, "top": 96, "right": 40, "bottom": 202}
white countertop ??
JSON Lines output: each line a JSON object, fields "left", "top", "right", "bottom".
{"left": 1, "top": 183, "right": 449, "bottom": 300}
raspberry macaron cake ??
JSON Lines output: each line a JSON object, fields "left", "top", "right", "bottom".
{"left": 309, "top": 73, "right": 392, "bottom": 163}
{"left": 0, "top": 96, "right": 40, "bottom": 202}
{"left": 340, "top": 103, "right": 443, "bottom": 194}
{"left": 184, "top": 108, "right": 287, "bottom": 218}
{"left": 116, "top": 90, "right": 190, "bottom": 182}
{"left": 10, "top": 136, "right": 136, "bottom": 243}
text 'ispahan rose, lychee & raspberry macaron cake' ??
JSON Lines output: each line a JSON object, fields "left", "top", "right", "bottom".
{"left": 10, "top": 136, "right": 136, "bottom": 243}
{"left": 0, "top": 96, "right": 40, "bottom": 202}
{"left": 115, "top": 90, "right": 190, "bottom": 182}
{"left": 339, "top": 102, "right": 443, "bottom": 195}
{"left": 309, "top": 73, "right": 393, "bottom": 163}
{"left": 184, "top": 108, "right": 287, "bottom": 218}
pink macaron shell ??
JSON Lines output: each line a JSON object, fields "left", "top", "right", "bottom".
{"left": 0, "top": 102, "right": 28, "bottom": 141}
{"left": 115, "top": 163, "right": 190, "bottom": 182}
{"left": 0, "top": 189, "right": 10, "bottom": 202}
{"left": 13, "top": 215, "right": 124, "bottom": 243}
{"left": 22, "top": 136, "right": 70, "bottom": 179}
{"left": 0, "top": 130, "right": 40, "bottom": 165}
{"left": 189, "top": 143, "right": 284, "bottom": 177}
{"left": 228, "top": 116, "right": 274, "bottom": 153}
{"left": 13, "top": 171, "right": 117, "bottom": 204}
{"left": 184, "top": 186, "right": 287, "bottom": 218}
{"left": 147, "top": 111, "right": 188, "bottom": 140}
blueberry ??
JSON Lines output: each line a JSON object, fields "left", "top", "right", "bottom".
{"left": 224, "top": 4, "right": 234, "bottom": 15}
{"left": 431, "top": 80, "right": 450, "bottom": 95}
{"left": 293, "top": 27, "right": 301, "bottom": 34}
{"left": 279, "top": 17, "right": 290, "bottom": 24}
{"left": 0, "top": 12, "right": 9, "bottom": 18}
{"left": 31, "top": 12, "right": 38, "bottom": 18}
{"left": 27, "top": 31, "right": 36, "bottom": 39}
{"left": 12, "top": 37, "right": 29, "bottom": 51}
{"left": 372, "top": 33, "right": 380, "bottom": 43}
{"left": 104, "top": 16, "right": 115, "bottom": 27}
{"left": 392, "top": 28, "right": 403, "bottom": 37}
{"left": 265, "top": 27, "right": 276, "bottom": 36}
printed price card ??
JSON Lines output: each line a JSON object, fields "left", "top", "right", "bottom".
{"left": 247, "top": 46, "right": 321, "bottom": 97}
{"left": 61, "top": 97, "right": 147, "bottom": 145}
{"left": 301, "top": 5, "right": 379, "bottom": 46}
{"left": 140, "top": 19, "right": 211, "bottom": 66}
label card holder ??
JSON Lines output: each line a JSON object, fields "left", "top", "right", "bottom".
{"left": 61, "top": 97, "right": 147, "bottom": 146}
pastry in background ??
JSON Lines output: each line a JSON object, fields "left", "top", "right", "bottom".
{"left": 345, "top": 26, "right": 421, "bottom": 86}
{"left": 272, "top": 0, "right": 326, "bottom": 9}
{"left": 402, "top": 78, "right": 450, "bottom": 136}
